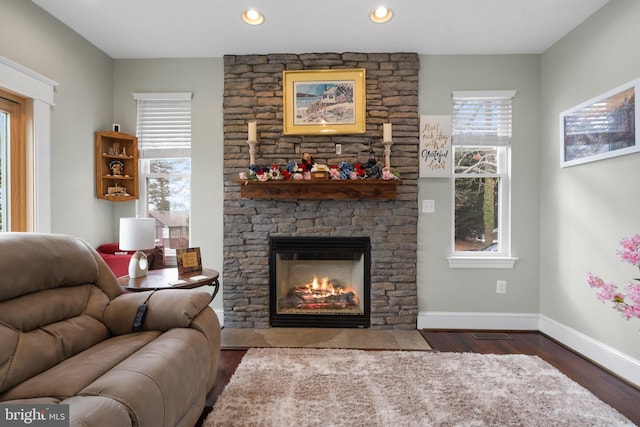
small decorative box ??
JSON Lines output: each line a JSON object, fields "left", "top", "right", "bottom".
{"left": 310, "top": 171, "right": 329, "bottom": 180}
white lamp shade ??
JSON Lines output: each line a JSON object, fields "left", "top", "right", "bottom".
{"left": 119, "top": 218, "right": 156, "bottom": 251}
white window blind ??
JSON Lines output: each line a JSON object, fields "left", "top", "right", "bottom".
{"left": 134, "top": 92, "right": 192, "bottom": 158}
{"left": 452, "top": 90, "right": 516, "bottom": 146}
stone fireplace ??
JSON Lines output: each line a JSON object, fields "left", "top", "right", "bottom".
{"left": 270, "top": 237, "right": 371, "bottom": 328}
{"left": 223, "top": 52, "right": 419, "bottom": 330}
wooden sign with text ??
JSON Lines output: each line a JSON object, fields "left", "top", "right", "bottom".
{"left": 419, "top": 115, "right": 452, "bottom": 178}
{"left": 176, "top": 247, "right": 202, "bottom": 273}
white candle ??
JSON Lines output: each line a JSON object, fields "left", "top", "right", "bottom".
{"left": 248, "top": 121, "right": 257, "bottom": 141}
{"left": 383, "top": 123, "right": 392, "bottom": 142}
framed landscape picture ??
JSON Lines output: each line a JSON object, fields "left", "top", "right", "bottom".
{"left": 560, "top": 78, "right": 639, "bottom": 167}
{"left": 282, "top": 69, "right": 366, "bottom": 135}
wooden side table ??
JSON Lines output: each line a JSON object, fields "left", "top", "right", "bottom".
{"left": 118, "top": 267, "right": 220, "bottom": 300}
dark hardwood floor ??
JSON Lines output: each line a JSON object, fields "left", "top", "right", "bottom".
{"left": 196, "top": 331, "right": 640, "bottom": 426}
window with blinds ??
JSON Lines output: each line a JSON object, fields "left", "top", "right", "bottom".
{"left": 452, "top": 90, "right": 515, "bottom": 147}
{"left": 134, "top": 93, "right": 192, "bottom": 159}
{"left": 451, "top": 90, "right": 515, "bottom": 258}
{"left": 134, "top": 93, "right": 192, "bottom": 260}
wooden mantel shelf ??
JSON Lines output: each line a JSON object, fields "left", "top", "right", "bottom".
{"left": 237, "top": 179, "right": 400, "bottom": 200}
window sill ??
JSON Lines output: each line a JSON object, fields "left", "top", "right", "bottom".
{"left": 447, "top": 256, "right": 518, "bottom": 269}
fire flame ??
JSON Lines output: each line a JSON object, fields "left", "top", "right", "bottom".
{"left": 303, "top": 275, "right": 354, "bottom": 298}
{"left": 281, "top": 275, "right": 360, "bottom": 310}
{"left": 307, "top": 275, "right": 347, "bottom": 296}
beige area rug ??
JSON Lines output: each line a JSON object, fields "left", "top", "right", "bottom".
{"left": 206, "top": 348, "right": 635, "bottom": 427}
{"left": 220, "top": 327, "right": 431, "bottom": 350}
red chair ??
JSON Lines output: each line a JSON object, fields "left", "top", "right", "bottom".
{"left": 96, "top": 243, "right": 164, "bottom": 277}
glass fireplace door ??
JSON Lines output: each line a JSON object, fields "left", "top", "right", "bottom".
{"left": 269, "top": 237, "right": 371, "bottom": 328}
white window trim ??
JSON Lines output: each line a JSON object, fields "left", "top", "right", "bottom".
{"left": 449, "top": 90, "right": 518, "bottom": 269}
{"left": 447, "top": 256, "right": 518, "bottom": 269}
{"left": 133, "top": 92, "right": 192, "bottom": 101}
{"left": 0, "top": 55, "right": 57, "bottom": 232}
{"left": 452, "top": 90, "right": 516, "bottom": 100}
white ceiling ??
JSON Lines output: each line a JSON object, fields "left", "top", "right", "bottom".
{"left": 32, "top": 0, "right": 610, "bottom": 59}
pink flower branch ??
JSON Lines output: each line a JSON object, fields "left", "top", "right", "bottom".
{"left": 587, "top": 234, "right": 640, "bottom": 321}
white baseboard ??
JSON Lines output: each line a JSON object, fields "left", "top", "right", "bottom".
{"left": 418, "top": 311, "right": 640, "bottom": 388}
{"left": 539, "top": 315, "right": 640, "bottom": 388}
{"left": 417, "top": 311, "right": 540, "bottom": 330}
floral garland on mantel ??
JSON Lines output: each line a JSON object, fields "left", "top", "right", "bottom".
{"left": 239, "top": 160, "right": 400, "bottom": 182}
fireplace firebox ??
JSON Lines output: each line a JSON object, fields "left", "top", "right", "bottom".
{"left": 269, "top": 237, "right": 371, "bottom": 328}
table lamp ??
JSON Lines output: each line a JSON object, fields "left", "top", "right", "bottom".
{"left": 119, "top": 217, "right": 156, "bottom": 278}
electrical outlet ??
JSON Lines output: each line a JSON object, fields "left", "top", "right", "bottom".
{"left": 335, "top": 144, "right": 342, "bottom": 155}
{"left": 496, "top": 280, "right": 507, "bottom": 294}
{"left": 422, "top": 200, "right": 435, "bottom": 213}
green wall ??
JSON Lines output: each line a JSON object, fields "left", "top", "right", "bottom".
{"left": 417, "top": 55, "right": 541, "bottom": 317}
{"left": 540, "top": 0, "right": 640, "bottom": 360}
{"left": 1, "top": 0, "right": 114, "bottom": 245}
{"left": 112, "top": 59, "right": 225, "bottom": 309}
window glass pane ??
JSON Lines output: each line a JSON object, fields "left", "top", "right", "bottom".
{"left": 454, "top": 177, "right": 500, "bottom": 252}
{"left": 454, "top": 147, "right": 498, "bottom": 174}
{"left": 146, "top": 158, "right": 191, "bottom": 251}
{"left": 149, "top": 158, "right": 190, "bottom": 175}
{"left": 451, "top": 92, "right": 513, "bottom": 256}
{"left": 136, "top": 94, "right": 192, "bottom": 265}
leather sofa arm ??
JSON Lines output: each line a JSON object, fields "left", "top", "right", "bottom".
{"left": 104, "top": 289, "right": 213, "bottom": 336}
{"left": 190, "top": 308, "right": 222, "bottom": 391}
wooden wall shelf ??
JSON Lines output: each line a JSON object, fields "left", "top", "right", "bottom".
{"left": 237, "top": 180, "right": 400, "bottom": 200}
{"left": 95, "top": 131, "right": 139, "bottom": 202}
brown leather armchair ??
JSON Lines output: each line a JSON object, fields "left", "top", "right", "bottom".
{"left": 0, "top": 233, "right": 220, "bottom": 427}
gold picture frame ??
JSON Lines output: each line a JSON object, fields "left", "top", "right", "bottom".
{"left": 283, "top": 69, "right": 366, "bottom": 135}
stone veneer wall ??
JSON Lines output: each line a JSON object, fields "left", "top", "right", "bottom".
{"left": 223, "top": 53, "right": 419, "bottom": 329}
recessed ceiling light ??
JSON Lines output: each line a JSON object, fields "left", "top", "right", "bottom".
{"left": 242, "top": 9, "right": 264, "bottom": 26}
{"left": 370, "top": 6, "right": 393, "bottom": 24}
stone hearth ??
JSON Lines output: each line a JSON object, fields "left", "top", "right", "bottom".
{"left": 223, "top": 52, "right": 419, "bottom": 329}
